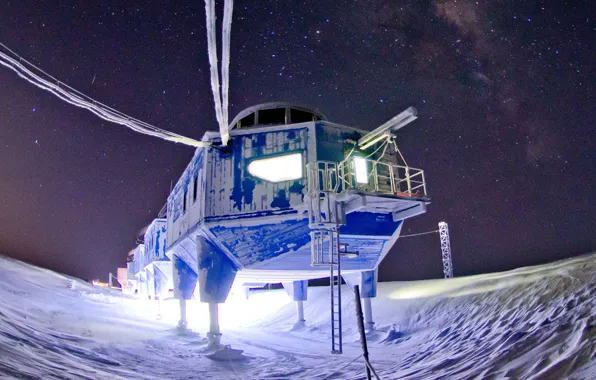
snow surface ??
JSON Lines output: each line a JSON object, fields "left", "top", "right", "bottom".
{"left": 0, "top": 253, "right": 594, "bottom": 379}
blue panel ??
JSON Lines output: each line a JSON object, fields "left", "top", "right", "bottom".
{"left": 253, "top": 235, "right": 390, "bottom": 272}
{"left": 342, "top": 270, "right": 377, "bottom": 297}
{"left": 342, "top": 212, "right": 401, "bottom": 236}
{"left": 360, "top": 270, "right": 377, "bottom": 298}
{"left": 153, "top": 263, "right": 172, "bottom": 299}
{"left": 172, "top": 254, "right": 198, "bottom": 300}
{"left": 315, "top": 123, "right": 362, "bottom": 162}
{"left": 206, "top": 128, "right": 308, "bottom": 217}
{"left": 209, "top": 218, "right": 311, "bottom": 267}
{"left": 282, "top": 280, "right": 308, "bottom": 301}
{"left": 196, "top": 236, "right": 237, "bottom": 303}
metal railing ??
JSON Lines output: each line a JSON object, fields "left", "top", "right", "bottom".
{"left": 307, "top": 158, "right": 427, "bottom": 197}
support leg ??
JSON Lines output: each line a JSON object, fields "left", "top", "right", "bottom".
{"left": 207, "top": 302, "right": 222, "bottom": 347}
{"left": 362, "top": 297, "right": 374, "bottom": 331}
{"left": 343, "top": 269, "right": 377, "bottom": 331}
{"left": 296, "top": 300, "right": 305, "bottom": 323}
{"left": 172, "top": 254, "right": 198, "bottom": 333}
{"left": 178, "top": 298, "right": 187, "bottom": 331}
{"left": 282, "top": 280, "right": 308, "bottom": 329}
{"left": 196, "top": 235, "right": 237, "bottom": 345}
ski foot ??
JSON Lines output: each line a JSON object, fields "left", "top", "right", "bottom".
{"left": 206, "top": 345, "right": 246, "bottom": 361}
{"left": 290, "top": 320, "right": 307, "bottom": 331}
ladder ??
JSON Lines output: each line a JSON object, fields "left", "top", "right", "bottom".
{"left": 308, "top": 185, "right": 345, "bottom": 353}
{"left": 329, "top": 233, "right": 342, "bottom": 354}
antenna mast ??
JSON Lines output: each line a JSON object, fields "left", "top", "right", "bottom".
{"left": 438, "top": 221, "right": 454, "bottom": 278}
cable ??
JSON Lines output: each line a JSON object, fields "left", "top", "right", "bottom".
{"left": 0, "top": 43, "right": 206, "bottom": 148}
{"left": 204, "top": 0, "right": 234, "bottom": 146}
{"left": 400, "top": 229, "right": 440, "bottom": 238}
{"left": 364, "top": 139, "right": 389, "bottom": 159}
{"left": 391, "top": 137, "right": 408, "bottom": 167}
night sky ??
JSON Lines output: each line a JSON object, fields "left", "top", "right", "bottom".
{"left": 1, "top": 1, "right": 594, "bottom": 281}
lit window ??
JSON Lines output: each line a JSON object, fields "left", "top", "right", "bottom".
{"left": 248, "top": 153, "right": 303, "bottom": 182}
{"left": 354, "top": 157, "right": 368, "bottom": 184}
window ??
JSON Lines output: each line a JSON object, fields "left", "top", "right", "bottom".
{"left": 290, "top": 108, "right": 314, "bottom": 123}
{"left": 193, "top": 174, "right": 198, "bottom": 202}
{"left": 183, "top": 188, "right": 188, "bottom": 213}
{"left": 248, "top": 153, "right": 303, "bottom": 182}
{"left": 257, "top": 108, "right": 286, "bottom": 125}
{"left": 238, "top": 113, "right": 255, "bottom": 128}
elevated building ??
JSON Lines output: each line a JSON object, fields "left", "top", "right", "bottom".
{"left": 163, "top": 103, "right": 429, "bottom": 352}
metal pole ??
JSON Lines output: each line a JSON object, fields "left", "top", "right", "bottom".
{"left": 178, "top": 298, "right": 187, "bottom": 331}
{"left": 354, "top": 285, "right": 372, "bottom": 380}
{"left": 208, "top": 302, "right": 221, "bottom": 347}
{"left": 296, "top": 300, "right": 305, "bottom": 323}
{"left": 362, "top": 297, "right": 374, "bottom": 331}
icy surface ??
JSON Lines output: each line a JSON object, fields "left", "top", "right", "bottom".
{"left": 0, "top": 253, "right": 594, "bottom": 379}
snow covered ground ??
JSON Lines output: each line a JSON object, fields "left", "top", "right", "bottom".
{"left": 0, "top": 253, "right": 594, "bottom": 379}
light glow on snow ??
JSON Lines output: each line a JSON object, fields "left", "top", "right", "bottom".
{"left": 1, "top": 254, "right": 594, "bottom": 378}
{"left": 248, "top": 153, "right": 303, "bottom": 182}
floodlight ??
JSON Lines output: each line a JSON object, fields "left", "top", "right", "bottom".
{"left": 354, "top": 156, "right": 368, "bottom": 184}
{"left": 358, "top": 106, "right": 418, "bottom": 150}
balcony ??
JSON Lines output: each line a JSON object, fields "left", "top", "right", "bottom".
{"left": 306, "top": 158, "right": 427, "bottom": 198}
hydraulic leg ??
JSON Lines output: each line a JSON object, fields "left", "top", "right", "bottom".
{"left": 196, "top": 235, "right": 237, "bottom": 346}
{"left": 282, "top": 280, "right": 308, "bottom": 329}
{"left": 343, "top": 269, "right": 377, "bottom": 332}
{"left": 172, "top": 255, "right": 198, "bottom": 332}
{"left": 208, "top": 302, "right": 221, "bottom": 347}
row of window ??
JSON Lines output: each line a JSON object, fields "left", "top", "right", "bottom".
{"left": 182, "top": 174, "right": 200, "bottom": 214}
{"left": 179, "top": 152, "right": 304, "bottom": 216}
{"left": 237, "top": 108, "right": 322, "bottom": 129}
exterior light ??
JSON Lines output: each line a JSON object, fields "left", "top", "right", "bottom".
{"left": 354, "top": 157, "right": 368, "bottom": 184}
{"left": 248, "top": 153, "right": 303, "bottom": 182}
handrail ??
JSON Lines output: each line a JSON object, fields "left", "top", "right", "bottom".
{"left": 307, "top": 158, "right": 427, "bottom": 197}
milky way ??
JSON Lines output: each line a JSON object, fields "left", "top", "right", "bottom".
{"left": 0, "top": 1, "right": 594, "bottom": 280}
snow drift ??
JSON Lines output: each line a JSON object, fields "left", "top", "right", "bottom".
{"left": 0, "top": 253, "right": 594, "bottom": 379}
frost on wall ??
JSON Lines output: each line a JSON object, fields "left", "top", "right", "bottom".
{"left": 144, "top": 220, "right": 168, "bottom": 263}
{"left": 206, "top": 127, "right": 308, "bottom": 218}
{"left": 167, "top": 149, "right": 206, "bottom": 247}
{"left": 210, "top": 219, "right": 311, "bottom": 268}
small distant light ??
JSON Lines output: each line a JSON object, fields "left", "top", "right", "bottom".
{"left": 354, "top": 157, "right": 368, "bottom": 184}
{"left": 32, "top": 108, "right": 36, "bottom": 112}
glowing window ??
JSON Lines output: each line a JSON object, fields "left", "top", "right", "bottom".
{"left": 248, "top": 153, "right": 303, "bottom": 182}
{"left": 354, "top": 157, "right": 368, "bottom": 184}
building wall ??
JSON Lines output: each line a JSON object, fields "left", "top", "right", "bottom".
{"left": 205, "top": 127, "right": 309, "bottom": 219}
{"left": 143, "top": 219, "right": 168, "bottom": 263}
{"left": 167, "top": 148, "right": 206, "bottom": 244}
{"left": 130, "top": 244, "right": 144, "bottom": 274}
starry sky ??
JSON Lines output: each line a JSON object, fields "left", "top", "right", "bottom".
{"left": 0, "top": 1, "right": 594, "bottom": 281}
